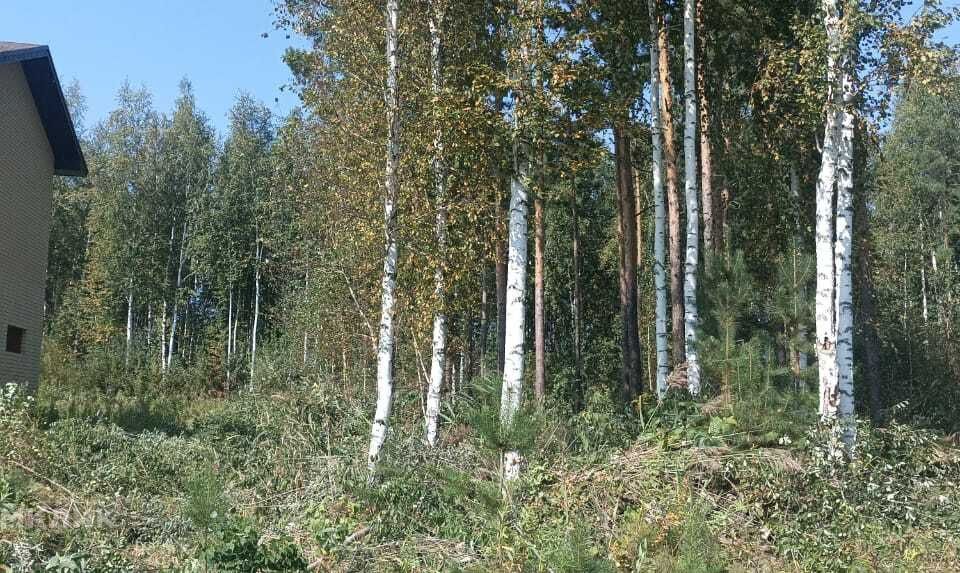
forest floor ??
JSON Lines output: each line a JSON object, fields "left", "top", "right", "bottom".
{"left": 2, "top": 366, "right": 960, "bottom": 572}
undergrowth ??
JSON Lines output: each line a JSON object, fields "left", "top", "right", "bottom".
{"left": 1, "top": 355, "right": 959, "bottom": 572}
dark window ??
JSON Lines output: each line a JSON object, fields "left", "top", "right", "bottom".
{"left": 5, "top": 326, "right": 25, "bottom": 354}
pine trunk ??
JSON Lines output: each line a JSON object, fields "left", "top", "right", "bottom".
{"left": 478, "top": 268, "right": 491, "bottom": 378}
{"left": 696, "top": 0, "right": 715, "bottom": 258}
{"left": 659, "top": 21, "right": 685, "bottom": 366}
{"left": 615, "top": 124, "right": 642, "bottom": 401}
{"left": 570, "top": 170, "right": 585, "bottom": 412}
{"left": 533, "top": 185, "right": 546, "bottom": 404}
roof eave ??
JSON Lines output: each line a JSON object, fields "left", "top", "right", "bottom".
{"left": 1, "top": 43, "right": 88, "bottom": 178}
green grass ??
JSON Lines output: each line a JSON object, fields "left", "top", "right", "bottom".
{"left": 2, "top": 361, "right": 959, "bottom": 572}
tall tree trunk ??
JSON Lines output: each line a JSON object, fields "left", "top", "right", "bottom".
{"left": 160, "top": 300, "right": 167, "bottom": 370}
{"left": 718, "top": 134, "right": 733, "bottom": 252}
{"left": 368, "top": 0, "right": 401, "bottom": 478}
{"left": 533, "top": 178, "right": 546, "bottom": 404}
{"left": 570, "top": 169, "right": 585, "bottom": 412}
{"left": 250, "top": 241, "right": 262, "bottom": 389}
{"left": 833, "top": 57, "right": 856, "bottom": 449}
{"left": 478, "top": 267, "right": 491, "bottom": 378}
{"left": 495, "top": 235, "right": 508, "bottom": 375}
{"left": 231, "top": 295, "right": 239, "bottom": 367}
{"left": 167, "top": 221, "right": 188, "bottom": 371}
{"left": 501, "top": 2, "right": 533, "bottom": 484}
{"left": 682, "top": 0, "right": 702, "bottom": 396}
{"left": 855, "top": 179, "right": 883, "bottom": 423}
{"left": 464, "top": 315, "right": 474, "bottom": 385}
{"left": 615, "top": 124, "right": 642, "bottom": 401}
{"left": 125, "top": 279, "right": 134, "bottom": 366}
{"left": 227, "top": 286, "right": 233, "bottom": 370}
{"left": 303, "top": 273, "right": 310, "bottom": 366}
{"left": 816, "top": 0, "right": 842, "bottom": 422}
{"left": 426, "top": 1, "right": 448, "bottom": 447}
{"left": 696, "top": 0, "right": 715, "bottom": 259}
{"left": 649, "top": 0, "right": 671, "bottom": 399}
{"left": 659, "top": 20, "right": 685, "bottom": 366}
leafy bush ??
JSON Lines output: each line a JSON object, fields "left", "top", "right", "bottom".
{"left": 198, "top": 519, "right": 307, "bottom": 572}
{"left": 738, "top": 421, "right": 960, "bottom": 569}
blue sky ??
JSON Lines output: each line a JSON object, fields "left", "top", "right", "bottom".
{"left": 1, "top": 1, "right": 309, "bottom": 136}
{"left": 2, "top": 1, "right": 957, "bottom": 138}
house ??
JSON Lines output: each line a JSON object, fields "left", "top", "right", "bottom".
{"left": 0, "top": 41, "right": 86, "bottom": 392}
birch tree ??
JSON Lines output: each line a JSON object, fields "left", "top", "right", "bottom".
{"left": 649, "top": 0, "right": 670, "bottom": 399}
{"left": 367, "top": 0, "right": 402, "bottom": 477}
{"left": 682, "top": 0, "right": 702, "bottom": 395}
{"left": 500, "top": 0, "right": 536, "bottom": 483}
{"left": 425, "top": 0, "right": 447, "bottom": 448}
{"left": 815, "top": 0, "right": 857, "bottom": 450}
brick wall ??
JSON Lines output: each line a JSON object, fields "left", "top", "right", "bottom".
{"left": 0, "top": 61, "right": 55, "bottom": 393}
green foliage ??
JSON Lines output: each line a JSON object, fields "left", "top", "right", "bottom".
{"left": 198, "top": 519, "right": 307, "bottom": 572}
{"left": 304, "top": 499, "right": 360, "bottom": 554}
{"left": 460, "top": 376, "right": 552, "bottom": 456}
{"left": 567, "top": 388, "right": 640, "bottom": 455}
{"left": 183, "top": 464, "right": 228, "bottom": 530}
{"left": 736, "top": 422, "right": 960, "bottom": 570}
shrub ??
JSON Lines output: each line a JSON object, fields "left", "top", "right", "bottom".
{"left": 198, "top": 518, "right": 307, "bottom": 572}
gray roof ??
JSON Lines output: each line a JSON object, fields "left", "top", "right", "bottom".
{"left": 0, "top": 41, "right": 87, "bottom": 177}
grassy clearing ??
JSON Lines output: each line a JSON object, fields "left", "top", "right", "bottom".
{"left": 2, "top": 368, "right": 959, "bottom": 572}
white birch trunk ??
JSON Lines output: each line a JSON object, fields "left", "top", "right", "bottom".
{"left": 499, "top": 1, "right": 534, "bottom": 485}
{"left": 147, "top": 304, "right": 153, "bottom": 353}
{"left": 649, "top": 0, "right": 670, "bottom": 399}
{"left": 125, "top": 280, "right": 134, "bottom": 366}
{"left": 920, "top": 230, "right": 929, "bottom": 325}
{"left": 457, "top": 350, "right": 464, "bottom": 403}
{"left": 166, "top": 222, "right": 188, "bottom": 370}
{"left": 682, "top": 0, "right": 702, "bottom": 396}
{"left": 500, "top": 174, "right": 529, "bottom": 425}
{"left": 250, "top": 242, "right": 262, "bottom": 390}
{"left": 231, "top": 298, "right": 239, "bottom": 361}
{"left": 367, "top": 0, "right": 401, "bottom": 477}
{"left": 160, "top": 300, "right": 168, "bottom": 371}
{"left": 816, "top": 0, "right": 842, "bottom": 420}
{"left": 226, "top": 287, "right": 233, "bottom": 388}
{"left": 425, "top": 1, "right": 447, "bottom": 448}
{"left": 833, "top": 60, "right": 856, "bottom": 450}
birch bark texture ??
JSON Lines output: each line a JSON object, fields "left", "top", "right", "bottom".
{"left": 815, "top": 0, "right": 841, "bottom": 420}
{"left": 833, "top": 53, "right": 856, "bottom": 448}
{"left": 815, "top": 0, "right": 856, "bottom": 451}
{"left": 682, "top": 0, "right": 702, "bottom": 396}
{"left": 367, "top": 0, "right": 401, "bottom": 476}
{"left": 249, "top": 240, "right": 262, "bottom": 389}
{"left": 649, "top": 0, "right": 670, "bottom": 399}
{"left": 425, "top": 0, "right": 447, "bottom": 448}
{"left": 500, "top": 1, "right": 534, "bottom": 481}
